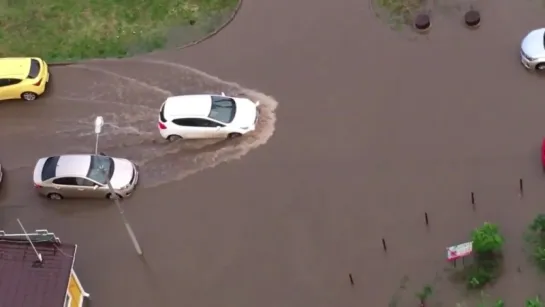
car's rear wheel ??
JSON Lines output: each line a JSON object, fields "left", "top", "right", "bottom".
{"left": 106, "top": 193, "right": 123, "bottom": 200}
{"left": 47, "top": 193, "right": 63, "bottom": 200}
{"left": 536, "top": 63, "right": 545, "bottom": 71}
{"left": 228, "top": 133, "right": 242, "bottom": 139}
{"left": 167, "top": 135, "right": 182, "bottom": 142}
{"left": 21, "top": 92, "right": 38, "bottom": 101}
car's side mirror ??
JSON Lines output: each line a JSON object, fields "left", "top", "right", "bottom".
{"left": 93, "top": 185, "right": 99, "bottom": 190}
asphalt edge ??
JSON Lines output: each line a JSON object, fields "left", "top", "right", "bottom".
{"left": 48, "top": 0, "right": 243, "bottom": 67}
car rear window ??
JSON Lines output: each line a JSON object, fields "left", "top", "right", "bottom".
{"left": 41, "top": 156, "right": 60, "bottom": 181}
{"left": 159, "top": 103, "right": 167, "bottom": 122}
{"left": 27, "top": 59, "right": 41, "bottom": 79}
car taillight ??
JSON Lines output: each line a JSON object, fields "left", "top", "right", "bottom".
{"left": 33, "top": 79, "right": 42, "bottom": 86}
{"left": 158, "top": 122, "right": 167, "bottom": 130}
{"left": 34, "top": 183, "right": 42, "bottom": 188}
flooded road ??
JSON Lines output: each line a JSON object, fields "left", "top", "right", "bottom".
{"left": 3, "top": 0, "right": 545, "bottom": 305}
{"left": 0, "top": 59, "right": 278, "bottom": 188}
{"left": 0, "top": 58, "right": 279, "bottom": 306}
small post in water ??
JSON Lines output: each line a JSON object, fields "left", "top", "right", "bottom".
{"left": 349, "top": 274, "right": 354, "bottom": 286}
{"left": 382, "top": 238, "right": 387, "bottom": 251}
{"left": 425, "top": 212, "right": 429, "bottom": 226}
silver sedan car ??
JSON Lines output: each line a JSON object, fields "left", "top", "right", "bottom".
{"left": 32, "top": 154, "right": 138, "bottom": 200}
{"left": 521, "top": 28, "right": 545, "bottom": 70}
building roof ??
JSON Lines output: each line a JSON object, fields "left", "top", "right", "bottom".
{"left": 0, "top": 230, "right": 76, "bottom": 307}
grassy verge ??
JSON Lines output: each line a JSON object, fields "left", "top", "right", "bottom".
{"left": 0, "top": 0, "right": 238, "bottom": 61}
{"left": 374, "top": 0, "right": 426, "bottom": 27}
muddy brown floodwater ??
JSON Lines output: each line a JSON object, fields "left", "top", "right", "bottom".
{"left": 3, "top": 0, "right": 545, "bottom": 305}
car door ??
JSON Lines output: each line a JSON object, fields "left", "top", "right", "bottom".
{"left": 193, "top": 118, "right": 227, "bottom": 138}
{"left": 7, "top": 79, "right": 23, "bottom": 99}
{"left": 51, "top": 177, "right": 80, "bottom": 198}
{"left": 75, "top": 177, "right": 102, "bottom": 198}
{"left": 0, "top": 79, "right": 11, "bottom": 101}
{"left": 171, "top": 118, "right": 201, "bottom": 139}
{"left": 202, "top": 119, "right": 229, "bottom": 138}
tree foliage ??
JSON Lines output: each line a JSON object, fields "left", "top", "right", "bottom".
{"left": 472, "top": 222, "right": 504, "bottom": 254}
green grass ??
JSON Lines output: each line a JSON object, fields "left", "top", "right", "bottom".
{"left": 0, "top": 0, "right": 238, "bottom": 61}
{"left": 374, "top": 0, "right": 425, "bottom": 27}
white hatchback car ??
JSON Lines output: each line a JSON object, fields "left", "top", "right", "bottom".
{"left": 521, "top": 28, "right": 545, "bottom": 70}
{"left": 157, "top": 94, "right": 259, "bottom": 141}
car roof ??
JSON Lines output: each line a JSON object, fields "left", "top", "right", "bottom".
{"left": 54, "top": 155, "right": 92, "bottom": 178}
{"left": 163, "top": 95, "right": 213, "bottom": 120}
{"left": 0, "top": 58, "right": 32, "bottom": 79}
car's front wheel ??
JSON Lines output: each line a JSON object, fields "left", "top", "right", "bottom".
{"left": 228, "top": 133, "right": 242, "bottom": 139}
{"left": 47, "top": 193, "right": 63, "bottom": 200}
{"left": 167, "top": 135, "right": 182, "bottom": 142}
{"left": 21, "top": 92, "right": 38, "bottom": 101}
{"left": 536, "top": 63, "right": 545, "bottom": 71}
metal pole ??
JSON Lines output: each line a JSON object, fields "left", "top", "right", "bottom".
{"left": 95, "top": 134, "right": 99, "bottom": 155}
{"left": 105, "top": 171, "right": 143, "bottom": 256}
{"left": 94, "top": 116, "right": 104, "bottom": 156}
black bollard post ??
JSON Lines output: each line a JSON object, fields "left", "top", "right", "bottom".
{"left": 425, "top": 212, "right": 429, "bottom": 226}
{"left": 519, "top": 178, "right": 523, "bottom": 197}
{"left": 471, "top": 192, "right": 475, "bottom": 205}
{"left": 349, "top": 274, "right": 354, "bottom": 286}
{"left": 382, "top": 238, "right": 387, "bottom": 251}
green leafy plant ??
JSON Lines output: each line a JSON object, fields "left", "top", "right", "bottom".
{"left": 526, "top": 296, "right": 543, "bottom": 307}
{"left": 526, "top": 214, "right": 545, "bottom": 271}
{"left": 415, "top": 284, "right": 432, "bottom": 306}
{"left": 530, "top": 214, "right": 545, "bottom": 233}
{"left": 472, "top": 222, "right": 504, "bottom": 254}
{"left": 476, "top": 292, "right": 504, "bottom": 307}
{"left": 464, "top": 223, "right": 504, "bottom": 289}
{"left": 467, "top": 265, "right": 493, "bottom": 289}
{"left": 374, "top": 0, "right": 426, "bottom": 28}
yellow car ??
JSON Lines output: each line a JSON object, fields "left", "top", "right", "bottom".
{"left": 0, "top": 57, "right": 50, "bottom": 101}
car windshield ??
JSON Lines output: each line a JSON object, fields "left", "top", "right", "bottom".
{"left": 86, "top": 155, "right": 114, "bottom": 184}
{"left": 208, "top": 96, "right": 236, "bottom": 123}
{"left": 41, "top": 156, "right": 60, "bottom": 181}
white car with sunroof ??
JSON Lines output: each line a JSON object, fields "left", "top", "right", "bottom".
{"left": 32, "top": 154, "right": 139, "bottom": 200}
{"left": 157, "top": 93, "right": 259, "bottom": 141}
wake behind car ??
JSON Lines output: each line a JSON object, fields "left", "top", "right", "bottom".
{"left": 33, "top": 154, "right": 138, "bottom": 200}
{"left": 521, "top": 28, "right": 545, "bottom": 71}
{"left": 0, "top": 57, "right": 50, "bottom": 101}
{"left": 157, "top": 93, "right": 259, "bottom": 141}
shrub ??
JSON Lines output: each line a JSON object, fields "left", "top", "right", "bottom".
{"left": 466, "top": 222, "right": 504, "bottom": 289}
{"left": 526, "top": 296, "right": 543, "bottom": 307}
{"left": 472, "top": 222, "right": 504, "bottom": 254}
{"left": 415, "top": 284, "right": 432, "bottom": 306}
{"left": 525, "top": 214, "right": 545, "bottom": 271}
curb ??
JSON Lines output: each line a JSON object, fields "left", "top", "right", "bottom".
{"left": 176, "top": 0, "right": 243, "bottom": 50}
{"left": 48, "top": 0, "right": 243, "bottom": 67}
